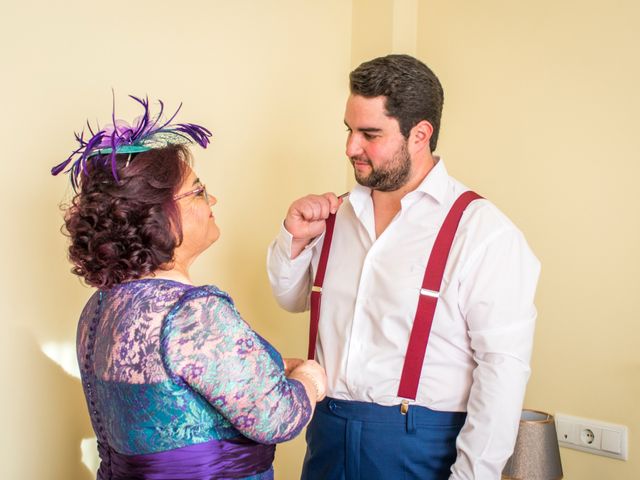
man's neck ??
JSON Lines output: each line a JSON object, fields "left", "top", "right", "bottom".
{"left": 371, "top": 152, "right": 436, "bottom": 210}
{"left": 370, "top": 153, "right": 436, "bottom": 237}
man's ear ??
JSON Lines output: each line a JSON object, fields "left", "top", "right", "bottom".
{"left": 409, "top": 120, "right": 434, "bottom": 153}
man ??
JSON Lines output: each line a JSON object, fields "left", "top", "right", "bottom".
{"left": 267, "top": 54, "right": 540, "bottom": 479}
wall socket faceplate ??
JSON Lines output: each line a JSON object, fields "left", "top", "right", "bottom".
{"left": 555, "top": 413, "right": 628, "bottom": 460}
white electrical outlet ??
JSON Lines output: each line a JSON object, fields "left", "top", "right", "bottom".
{"left": 555, "top": 413, "right": 628, "bottom": 460}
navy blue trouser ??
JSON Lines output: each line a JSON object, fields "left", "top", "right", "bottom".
{"left": 301, "top": 398, "right": 466, "bottom": 480}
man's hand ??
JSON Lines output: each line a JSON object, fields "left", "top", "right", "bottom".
{"left": 284, "top": 193, "right": 341, "bottom": 258}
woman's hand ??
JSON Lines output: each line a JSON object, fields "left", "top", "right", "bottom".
{"left": 283, "top": 357, "right": 304, "bottom": 376}
{"left": 289, "top": 359, "right": 328, "bottom": 402}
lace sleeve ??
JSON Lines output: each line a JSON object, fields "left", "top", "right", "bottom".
{"left": 162, "top": 287, "right": 312, "bottom": 444}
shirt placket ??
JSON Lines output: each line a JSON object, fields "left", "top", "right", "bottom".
{"left": 344, "top": 204, "right": 404, "bottom": 397}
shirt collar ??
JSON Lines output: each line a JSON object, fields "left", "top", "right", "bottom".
{"left": 348, "top": 183, "right": 372, "bottom": 219}
{"left": 413, "top": 156, "right": 448, "bottom": 205}
{"left": 348, "top": 156, "right": 449, "bottom": 214}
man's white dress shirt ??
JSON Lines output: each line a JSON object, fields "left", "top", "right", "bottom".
{"left": 267, "top": 160, "right": 541, "bottom": 479}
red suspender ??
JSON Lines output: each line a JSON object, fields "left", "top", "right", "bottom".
{"left": 307, "top": 190, "right": 482, "bottom": 402}
{"left": 308, "top": 212, "right": 338, "bottom": 360}
{"left": 397, "top": 191, "right": 482, "bottom": 399}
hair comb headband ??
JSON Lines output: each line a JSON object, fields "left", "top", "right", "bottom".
{"left": 51, "top": 94, "right": 212, "bottom": 190}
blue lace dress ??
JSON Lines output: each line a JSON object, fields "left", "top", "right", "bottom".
{"left": 77, "top": 279, "right": 311, "bottom": 479}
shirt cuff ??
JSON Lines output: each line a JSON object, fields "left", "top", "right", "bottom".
{"left": 276, "top": 222, "right": 324, "bottom": 259}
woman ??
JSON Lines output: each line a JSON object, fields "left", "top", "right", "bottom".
{"left": 52, "top": 96, "right": 326, "bottom": 479}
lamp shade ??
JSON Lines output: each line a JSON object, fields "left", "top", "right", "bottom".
{"left": 502, "top": 410, "right": 563, "bottom": 480}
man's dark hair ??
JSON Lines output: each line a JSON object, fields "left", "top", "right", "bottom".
{"left": 349, "top": 54, "right": 444, "bottom": 152}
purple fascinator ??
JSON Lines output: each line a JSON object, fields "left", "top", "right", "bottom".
{"left": 51, "top": 94, "right": 212, "bottom": 189}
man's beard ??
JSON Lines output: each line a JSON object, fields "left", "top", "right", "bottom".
{"left": 351, "top": 141, "right": 411, "bottom": 192}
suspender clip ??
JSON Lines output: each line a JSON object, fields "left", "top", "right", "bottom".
{"left": 400, "top": 399, "right": 410, "bottom": 415}
{"left": 420, "top": 288, "right": 439, "bottom": 298}
{"left": 311, "top": 285, "right": 322, "bottom": 293}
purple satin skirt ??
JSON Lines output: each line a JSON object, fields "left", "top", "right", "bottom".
{"left": 97, "top": 436, "right": 275, "bottom": 480}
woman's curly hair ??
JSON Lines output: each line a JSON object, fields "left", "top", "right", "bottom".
{"left": 63, "top": 145, "right": 191, "bottom": 288}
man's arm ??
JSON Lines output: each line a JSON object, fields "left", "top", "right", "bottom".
{"left": 267, "top": 193, "right": 342, "bottom": 313}
{"left": 267, "top": 224, "right": 318, "bottom": 312}
{"left": 450, "top": 223, "right": 541, "bottom": 480}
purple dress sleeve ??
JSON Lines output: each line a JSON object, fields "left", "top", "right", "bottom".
{"left": 163, "top": 288, "right": 312, "bottom": 444}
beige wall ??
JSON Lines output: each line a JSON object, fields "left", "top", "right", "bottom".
{"left": 418, "top": 1, "right": 640, "bottom": 478}
{"left": 0, "top": 2, "right": 351, "bottom": 479}
{"left": 2, "top": 0, "right": 638, "bottom": 479}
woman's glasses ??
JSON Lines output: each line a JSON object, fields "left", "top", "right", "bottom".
{"left": 173, "top": 184, "right": 209, "bottom": 203}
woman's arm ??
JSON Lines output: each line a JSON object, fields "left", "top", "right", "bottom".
{"left": 163, "top": 290, "right": 323, "bottom": 444}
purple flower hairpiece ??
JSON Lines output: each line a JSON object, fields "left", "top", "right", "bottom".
{"left": 51, "top": 94, "right": 212, "bottom": 189}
